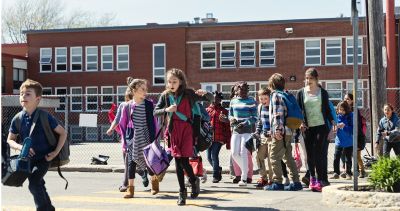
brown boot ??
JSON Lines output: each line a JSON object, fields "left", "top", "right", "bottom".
{"left": 151, "top": 175, "right": 159, "bottom": 195}
{"left": 123, "top": 186, "right": 134, "bottom": 198}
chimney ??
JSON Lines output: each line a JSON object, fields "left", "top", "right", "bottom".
{"left": 201, "top": 13, "right": 218, "bottom": 24}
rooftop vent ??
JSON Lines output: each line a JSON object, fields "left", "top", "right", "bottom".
{"left": 201, "top": 13, "right": 218, "bottom": 24}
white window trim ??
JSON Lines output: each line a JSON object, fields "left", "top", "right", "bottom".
{"left": 55, "top": 47, "right": 67, "bottom": 72}
{"left": 346, "top": 37, "right": 363, "bottom": 65}
{"left": 304, "top": 39, "right": 321, "bottom": 66}
{"left": 220, "top": 42, "right": 236, "bottom": 68}
{"left": 117, "top": 45, "right": 129, "bottom": 71}
{"left": 259, "top": 40, "right": 276, "bottom": 67}
{"left": 324, "top": 81, "right": 343, "bottom": 101}
{"left": 86, "top": 46, "right": 98, "bottom": 71}
{"left": 85, "top": 127, "right": 98, "bottom": 141}
{"left": 101, "top": 86, "right": 114, "bottom": 112}
{"left": 200, "top": 83, "right": 217, "bottom": 92}
{"left": 153, "top": 43, "right": 166, "bottom": 86}
{"left": 85, "top": 86, "right": 98, "bottom": 112}
{"left": 325, "top": 38, "right": 342, "bottom": 66}
{"left": 101, "top": 125, "right": 113, "bottom": 141}
{"left": 55, "top": 87, "right": 67, "bottom": 112}
{"left": 40, "top": 48, "right": 52, "bottom": 73}
{"left": 70, "top": 87, "right": 83, "bottom": 112}
{"left": 346, "top": 80, "right": 368, "bottom": 108}
{"left": 101, "top": 46, "right": 114, "bottom": 71}
{"left": 70, "top": 46, "right": 82, "bottom": 72}
{"left": 117, "top": 85, "right": 127, "bottom": 105}
{"left": 240, "top": 41, "right": 256, "bottom": 67}
{"left": 201, "top": 43, "right": 217, "bottom": 69}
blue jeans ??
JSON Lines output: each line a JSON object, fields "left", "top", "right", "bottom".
{"left": 207, "top": 142, "right": 223, "bottom": 178}
{"left": 28, "top": 159, "right": 55, "bottom": 211}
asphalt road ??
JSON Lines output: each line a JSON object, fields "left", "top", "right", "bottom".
{"left": 2, "top": 171, "right": 369, "bottom": 211}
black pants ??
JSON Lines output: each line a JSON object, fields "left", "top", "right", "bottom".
{"left": 383, "top": 141, "right": 400, "bottom": 157}
{"left": 175, "top": 157, "right": 196, "bottom": 192}
{"left": 333, "top": 146, "right": 353, "bottom": 175}
{"left": 304, "top": 125, "right": 329, "bottom": 180}
{"left": 29, "top": 159, "right": 55, "bottom": 211}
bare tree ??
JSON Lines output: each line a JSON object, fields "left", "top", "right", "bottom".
{"left": 2, "top": 0, "right": 117, "bottom": 43}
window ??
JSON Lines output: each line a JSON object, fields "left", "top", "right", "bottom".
{"left": 101, "top": 86, "right": 114, "bottom": 111}
{"left": 240, "top": 42, "right": 255, "bottom": 67}
{"left": 13, "top": 68, "right": 25, "bottom": 91}
{"left": 153, "top": 44, "right": 166, "bottom": 85}
{"left": 117, "top": 45, "right": 129, "bottom": 70}
{"left": 347, "top": 81, "right": 367, "bottom": 108}
{"left": 86, "top": 46, "right": 98, "bottom": 71}
{"left": 101, "top": 46, "right": 113, "bottom": 71}
{"left": 70, "top": 87, "right": 82, "bottom": 112}
{"left": 40, "top": 48, "right": 52, "bottom": 72}
{"left": 220, "top": 43, "right": 236, "bottom": 68}
{"left": 201, "top": 84, "right": 217, "bottom": 93}
{"left": 70, "top": 47, "right": 82, "bottom": 71}
{"left": 325, "top": 39, "right": 342, "bottom": 65}
{"left": 117, "top": 86, "right": 127, "bottom": 105}
{"left": 248, "top": 84, "right": 256, "bottom": 98}
{"left": 55, "top": 47, "right": 67, "bottom": 72}
{"left": 220, "top": 84, "right": 234, "bottom": 108}
{"left": 70, "top": 126, "right": 83, "bottom": 143}
{"left": 346, "top": 38, "right": 363, "bottom": 64}
{"left": 201, "top": 43, "right": 216, "bottom": 68}
{"left": 42, "top": 87, "right": 52, "bottom": 95}
{"left": 86, "top": 86, "right": 98, "bottom": 112}
{"left": 86, "top": 127, "right": 98, "bottom": 141}
{"left": 259, "top": 41, "right": 275, "bottom": 67}
{"left": 325, "top": 82, "right": 342, "bottom": 104}
{"left": 259, "top": 83, "right": 268, "bottom": 90}
{"left": 305, "top": 39, "right": 321, "bottom": 66}
{"left": 101, "top": 125, "right": 113, "bottom": 141}
{"left": 55, "top": 87, "right": 67, "bottom": 112}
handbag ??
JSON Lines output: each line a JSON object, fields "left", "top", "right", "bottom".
{"left": 294, "top": 144, "right": 302, "bottom": 172}
{"left": 2, "top": 111, "right": 39, "bottom": 187}
{"left": 189, "top": 156, "right": 204, "bottom": 177}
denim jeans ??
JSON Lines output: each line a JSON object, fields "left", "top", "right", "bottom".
{"left": 333, "top": 146, "right": 353, "bottom": 175}
{"left": 207, "top": 142, "right": 223, "bottom": 178}
{"left": 28, "top": 159, "right": 55, "bottom": 211}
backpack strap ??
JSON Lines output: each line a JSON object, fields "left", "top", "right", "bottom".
{"left": 14, "top": 111, "right": 24, "bottom": 142}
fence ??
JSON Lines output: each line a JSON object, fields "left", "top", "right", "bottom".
{"left": 2, "top": 88, "right": 400, "bottom": 172}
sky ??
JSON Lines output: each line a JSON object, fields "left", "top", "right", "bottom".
{"left": 2, "top": 0, "right": 400, "bottom": 26}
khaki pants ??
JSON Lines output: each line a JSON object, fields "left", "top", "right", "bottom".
{"left": 268, "top": 135, "right": 300, "bottom": 184}
{"left": 357, "top": 150, "right": 364, "bottom": 172}
{"left": 256, "top": 136, "right": 273, "bottom": 181}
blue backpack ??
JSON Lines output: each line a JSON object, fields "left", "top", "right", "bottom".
{"left": 273, "top": 90, "right": 304, "bottom": 130}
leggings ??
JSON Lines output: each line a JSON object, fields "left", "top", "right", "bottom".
{"left": 175, "top": 157, "right": 196, "bottom": 192}
{"left": 304, "top": 125, "right": 329, "bottom": 180}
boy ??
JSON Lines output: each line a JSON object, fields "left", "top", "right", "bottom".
{"left": 264, "top": 73, "right": 302, "bottom": 191}
{"left": 7, "top": 79, "right": 67, "bottom": 211}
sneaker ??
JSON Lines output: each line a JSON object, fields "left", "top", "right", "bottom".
{"left": 340, "top": 172, "right": 347, "bottom": 178}
{"left": 283, "top": 177, "right": 290, "bottom": 186}
{"left": 232, "top": 176, "right": 241, "bottom": 184}
{"left": 246, "top": 178, "right": 252, "bottom": 184}
{"left": 119, "top": 185, "right": 127, "bottom": 192}
{"left": 212, "top": 177, "right": 220, "bottom": 183}
{"left": 201, "top": 173, "right": 207, "bottom": 183}
{"left": 359, "top": 170, "right": 366, "bottom": 178}
{"left": 329, "top": 173, "right": 340, "bottom": 179}
{"left": 301, "top": 176, "right": 310, "bottom": 187}
{"left": 284, "top": 182, "right": 303, "bottom": 191}
{"left": 238, "top": 180, "right": 247, "bottom": 187}
{"left": 264, "top": 182, "right": 284, "bottom": 191}
{"left": 345, "top": 174, "right": 353, "bottom": 180}
{"left": 256, "top": 178, "right": 268, "bottom": 189}
{"left": 311, "top": 180, "right": 322, "bottom": 192}
{"left": 309, "top": 177, "right": 317, "bottom": 189}
{"left": 321, "top": 180, "right": 331, "bottom": 187}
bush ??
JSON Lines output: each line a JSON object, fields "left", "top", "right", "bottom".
{"left": 368, "top": 156, "right": 400, "bottom": 192}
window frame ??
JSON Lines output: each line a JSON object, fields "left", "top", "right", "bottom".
{"left": 201, "top": 43, "right": 217, "bottom": 69}
{"left": 101, "top": 125, "right": 113, "bottom": 141}
{"left": 55, "top": 87, "right": 67, "bottom": 112}
{"left": 85, "top": 46, "right": 98, "bottom": 71}
{"left": 153, "top": 43, "right": 166, "bottom": 86}
{"left": 85, "top": 86, "right": 98, "bottom": 112}
{"left": 70, "top": 46, "right": 82, "bottom": 72}
{"left": 325, "top": 38, "right": 342, "bottom": 65}
{"left": 325, "top": 81, "right": 343, "bottom": 102}
{"left": 240, "top": 41, "right": 256, "bottom": 67}
{"left": 304, "top": 39, "right": 321, "bottom": 66}
{"left": 346, "top": 80, "right": 368, "bottom": 108}
{"left": 259, "top": 40, "right": 276, "bottom": 67}
{"left": 101, "top": 86, "right": 114, "bottom": 112}
{"left": 70, "top": 125, "right": 83, "bottom": 143}
{"left": 70, "top": 87, "right": 83, "bottom": 112}
{"left": 116, "top": 45, "right": 129, "bottom": 71}
{"left": 85, "top": 127, "right": 98, "bottom": 141}
{"left": 117, "top": 86, "right": 127, "bottom": 105}
{"left": 55, "top": 47, "right": 67, "bottom": 72}
{"left": 40, "top": 48, "right": 52, "bottom": 73}
{"left": 42, "top": 87, "right": 52, "bottom": 95}
{"left": 220, "top": 42, "right": 236, "bottom": 68}
{"left": 346, "top": 37, "right": 363, "bottom": 65}
{"left": 101, "top": 45, "right": 114, "bottom": 71}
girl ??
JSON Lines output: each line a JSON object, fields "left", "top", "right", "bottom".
{"left": 228, "top": 81, "right": 257, "bottom": 187}
{"left": 331, "top": 101, "right": 353, "bottom": 180}
{"left": 377, "top": 104, "right": 400, "bottom": 157}
{"left": 119, "top": 78, "right": 158, "bottom": 198}
{"left": 154, "top": 68, "right": 213, "bottom": 206}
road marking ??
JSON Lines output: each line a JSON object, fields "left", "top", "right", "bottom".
{"left": 1, "top": 206, "right": 109, "bottom": 211}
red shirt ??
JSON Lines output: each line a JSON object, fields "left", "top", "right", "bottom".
{"left": 207, "top": 103, "right": 231, "bottom": 145}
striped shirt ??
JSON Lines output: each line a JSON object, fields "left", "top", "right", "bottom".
{"left": 229, "top": 97, "right": 257, "bottom": 134}
{"left": 256, "top": 104, "right": 270, "bottom": 135}
{"left": 269, "top": 91, "right": 287, "bottom": 136}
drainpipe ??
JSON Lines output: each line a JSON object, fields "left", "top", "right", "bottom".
{"left": 386, "top": 0, "right": 397, "bottom": 105}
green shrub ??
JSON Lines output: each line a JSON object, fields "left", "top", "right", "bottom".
{"left": 368, "top": 156, "right": 400, "bottom": 192}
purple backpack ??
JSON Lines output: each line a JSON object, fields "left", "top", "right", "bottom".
{"left": 143, "top": 141, "right": 170, "bottom": 175}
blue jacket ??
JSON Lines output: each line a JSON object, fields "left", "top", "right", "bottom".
{"left": 377, "top": 113, "right": 400, "bottom": 142}
{"left": 335, "top": 112, "right": 353, "bottom": 147}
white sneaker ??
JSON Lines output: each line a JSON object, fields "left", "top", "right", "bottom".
{"left": 284, "top": 177, "right": 290, "bottom": 186}
{"left": 185, "top": 177, "right": 191, "bottom": 187}
{"left": 201, "top": 173, "right": 207, "bottom": 183}
{"left": 238, "top": 180, "right": 247, "bottom": 187}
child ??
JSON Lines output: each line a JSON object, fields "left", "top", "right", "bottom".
{"left": 118, "top": 78, "right": 158, "bottom": 198}
{"left": 264, "top": 73, "right": 302, "bottom": 191}
{"left": 7, "top": 79, "right": 67, "bottom": 211}
{"left": 331, "top": 101, "right": 353, "bottom": 180}
{"left": 377, "top": 104, "right": 400, "bottom": 157}
{"left": 154, "top": 68, "right": 213, "bottom": 206}
{"left": 206, "top": 91, "right": 231, "bottom": 183}
{"left": 228, "top": 81, "right": 257, "bottom": 186}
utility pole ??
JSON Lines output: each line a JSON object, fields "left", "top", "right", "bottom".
{"left": 367, "top": 0, "right": 387, "bottom": 156}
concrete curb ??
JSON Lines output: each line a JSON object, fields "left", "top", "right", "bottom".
{"left": 322, "top": 183, "right": 400, "bottom": 210}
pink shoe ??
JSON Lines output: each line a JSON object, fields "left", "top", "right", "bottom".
{"left": 311, "top": 180, "right": 322, "bottom": 192}
{"left": 309, "top": 177, "right": 317, "bottom": 189}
